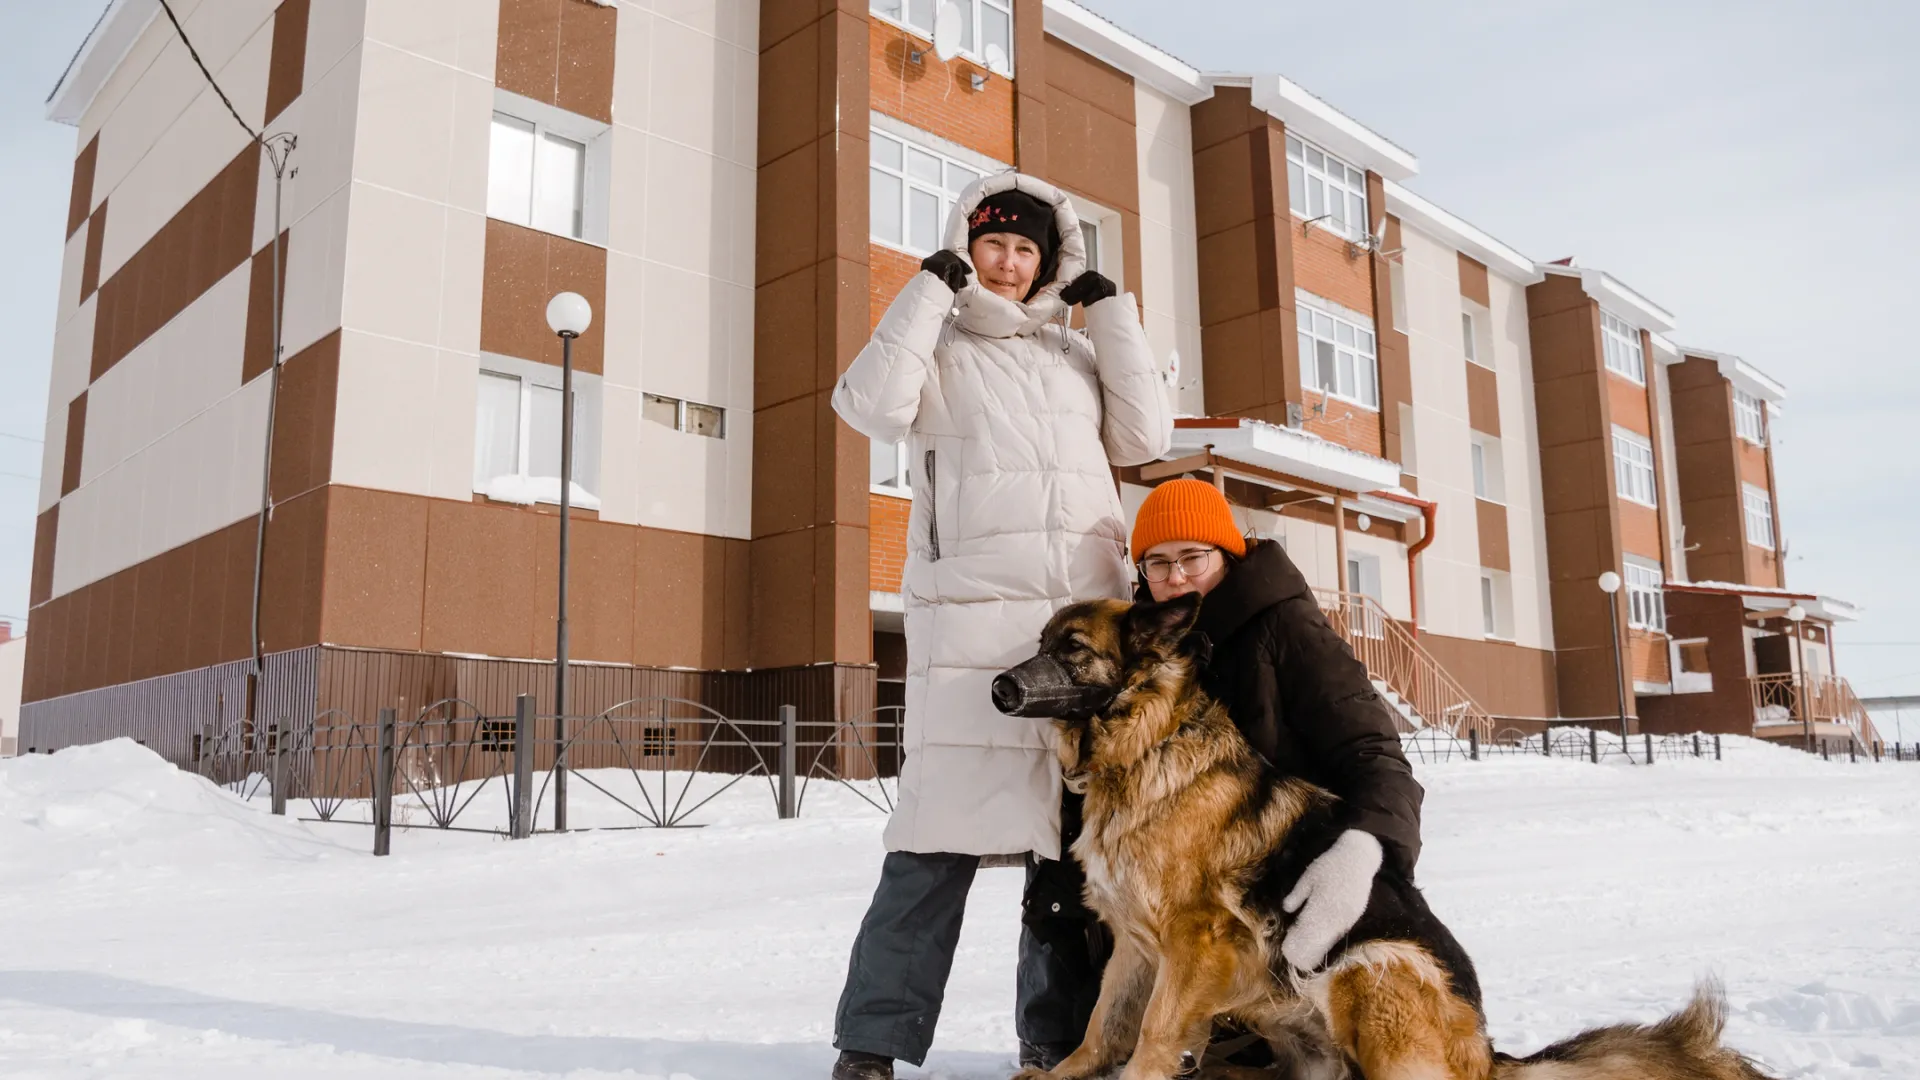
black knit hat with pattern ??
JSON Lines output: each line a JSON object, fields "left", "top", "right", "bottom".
{"left": 967, "top": 189, "right": 1055, "bottom": 259}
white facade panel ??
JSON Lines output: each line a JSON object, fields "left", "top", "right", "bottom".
{"left": 363, "top": 0, "right": 497, "bottom": 78}
{"left": 1487, "top": 269, "right": 1552, "bottom": 651}
{"left": 1134, "top": 82, "right": 1203, "bottom": 416}
{"left": 1398, "top": 223, "right": 1483, "bottom": 642}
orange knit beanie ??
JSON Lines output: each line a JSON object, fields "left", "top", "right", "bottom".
{"left": 1131, "top": 478, "right": 1248, "bottom": 562}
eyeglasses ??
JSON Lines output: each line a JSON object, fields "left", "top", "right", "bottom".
{"left": 1139, "top": 548, "right": 1217, "bottom": 583}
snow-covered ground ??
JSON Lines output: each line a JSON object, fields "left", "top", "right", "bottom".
{"left": 0, "top": 738, "right": 1915, "bottom": 1079}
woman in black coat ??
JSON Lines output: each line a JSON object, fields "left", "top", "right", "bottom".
{"left": 1018, "top": 477, "right": 1424, "bottom": 1069}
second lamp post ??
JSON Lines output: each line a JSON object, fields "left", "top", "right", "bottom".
{"left": 545, "top": 291, "right": 592, "bottom": 831}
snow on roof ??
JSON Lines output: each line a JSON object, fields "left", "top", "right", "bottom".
{"left": 1668, "top": 580, "right": 1859, "bottom": 622}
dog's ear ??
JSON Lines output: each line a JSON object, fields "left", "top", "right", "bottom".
{"left": 1125, "top": 592, "right": 1202, "bottom": 651}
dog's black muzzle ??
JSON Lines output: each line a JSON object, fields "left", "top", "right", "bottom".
{"left": 992, "top": 654, "right": 1113, "bottom": 718}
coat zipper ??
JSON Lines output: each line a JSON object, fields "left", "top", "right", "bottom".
{"left": 924, "top": 449, "right": 941, "bottom": 561}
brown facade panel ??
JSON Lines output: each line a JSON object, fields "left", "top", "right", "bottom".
{"left": 1619, "top": 502, "right": 1661, "bottom": 563}
{"left": 67, "top": 134, "right": 98, "bottom": 239}
{"left": 80, "top": 201, "right": 106, "bottom": 301}
{"left": 1605, "top": 369, "right": 1651, "bottom": 437}
{"left": 1040, "top": 37, "right": 1139, "bottom": 298}
{"left": 1456, "top": 252, "right": 1489, "bottom": 307}
{"left": 264, "top": 0, "right": 310, "bottom": 124}
{"left": 495, "top": 0, "right": 617, "bottom": 124}
{"left": 1371, "top": 193, "right": 1410, "bottom": 466}
{"left": 1475, "top": 498, "right": 1510, "bottom": 572}
{"left": 319, "top": 485, "right": 429, "bottom": 652}
{"left": 752, "top": 2, "right": 871, "bottom": 668}
{"left": 60, "top": 391, "right": 87, "bottom": 496}
{"left": 260, "top": 486, "right": 329, "bottom": 653}
{"left": 90, "top": 145, "right": 259, "bottom": 382}
{"left": 1465, "top": 360, "right": 1499, "bottom": 436}
{"left": 30, "top": 506, "right": 58, "bottom": 608}
{"left": 242, "top": 230, "right": 290, "bottom": 384}
{"left": 268, "top": 330, "right": 340, "bottom": 502}
{"left": 1012, "top": 0, "right": 1046, "bottom": 171}
{"left": 1416, "top": 632, "right": 1558, "bottom": 721}
{"left": 478, "top": 218, "right": 607, "bottom": 373}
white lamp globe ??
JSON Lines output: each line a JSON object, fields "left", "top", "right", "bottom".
{"left": 1596, "top": 571, "right": 1622, "bottom": 594}
{"left": 1355, "top": 513, "right": 1372, "bottom": 531}
{"left": 546, "top": 291, "right": 592, "bottom": 337}
{"left": 1786, "top": 603, "right": 1806, "bottom": 623}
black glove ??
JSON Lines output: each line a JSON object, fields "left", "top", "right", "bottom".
{"left": 1060, "top": 271, "right": 1117, "bottom": 309}
{"left": 921, "top": 249, "right": 972, "bottom": 293}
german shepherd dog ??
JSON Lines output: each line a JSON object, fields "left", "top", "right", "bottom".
{"left": 991, "top": 593, "right": 1776, "bottom": 1080}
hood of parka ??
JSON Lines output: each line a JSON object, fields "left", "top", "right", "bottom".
{"left": 942, "top": 172, "right": 1088, "bottom": 340}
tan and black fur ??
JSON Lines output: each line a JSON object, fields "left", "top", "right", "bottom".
{"left": 1002, "top": 593, "right": 1777, "bottom": 1080}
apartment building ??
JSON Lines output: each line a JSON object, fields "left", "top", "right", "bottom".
{"left": 22, "top": 0, "right": 1873, "bottom": 757}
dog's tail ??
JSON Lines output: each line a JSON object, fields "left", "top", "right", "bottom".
{"left": 1490, "top": 980, "right": 1777, "bottom": 1080}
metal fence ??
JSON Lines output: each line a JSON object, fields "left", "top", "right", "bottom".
{"left": 182, "top": 695, "right": 903, "bottom": 854}
{"left": 1400, "top": 725, "right": 1920, "bottom": 765}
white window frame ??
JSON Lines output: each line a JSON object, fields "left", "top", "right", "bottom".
{"left": 1611, "top": 425, "right": 1658, "bottom": 508}
{"left": 1743, "top": 482, "right": 1775, "bottom": 549}
{"left": 872, "top": 439, "right": 911, "bottom": 495}
{"left": 869, "top": 0, "right": 1016, "bottom": 76}
{"left": 1733, "top": 388, "right": 1767, "bottom": 445}
{"left": 1601, "top": 308, "right": 1645, "bottom": 384}
{"left": 1461, "top": 310, "right": 1478, "bottom": 364}
{"left": 1296, "top": 295, "right": 1379, "bottom": 410}
{"left": 1470, "top": 434, "right": 1505, "bottom": 503}
{"left": 1623, "top": 557, "right": 1665, "bottom": 632}
{"left": 486, "top": 90, "right": 612, "bottom": 245}
{"left": 869, "top": 127, "right": 997, "bottom": 258}
{"left": 472, "top": 354, "right": 602, "bottom": 508}
{"left": 1285, "top": 133, "right": 1369, "bottom": 241}
{"left": 1479, "top": 569, "right": 1513, "bottom": 640}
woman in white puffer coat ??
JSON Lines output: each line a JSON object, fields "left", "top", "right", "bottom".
{"left": 827, "top": 173, "right": 1172, "bottom": 1080}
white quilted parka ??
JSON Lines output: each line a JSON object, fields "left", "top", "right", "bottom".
{"left": 832, "top": 173, "right": 1173, "bottom": 859}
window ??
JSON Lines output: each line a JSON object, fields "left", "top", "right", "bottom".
{"left": 871, "top": 0, "right": 1015, "bottom": 74}
{"left": 1297, "top": 301, "right": 1379, "bottom": 408}
{"left": 1743, "top": 483, "right": 1775, "bottom": 549}
{"left": 1624, "top": 558, "right": 1665, "bottom": 632}
{"left": 1286, "top": 134, "right": 1369, "bottom": 240}
{"left": 644, "top": 393, "right": 726, "bottom": 439}
{"left": 1480, "top": 569, "right": 1512, "bottom": 639}
{"left": 1601, "top": 309, "right": 1645, "bottom": 383}
{"left": 1611, "top": 426, "right": 1657, "bottom": 507}
{"left": 1470, "top": 435, "right": 1505, "bottom": 501}
{"left": 870, "top": 131, "right": 986, "bottom": 255}
{"left": 872, "top": 438, "right": 910, "bottom": 493}
{"left": 1734, "top": 388, "right": 1766, "bottom": 445}
{"left": 1671, "top": 638, "right": 1713, "bottom": 694}
{"left": 1079, "top": 218, "right": 1101, "bottom": 276}
{"left": 473, "top": 363, "right": 601, "bottom": 507}
{"left": 1461, "top": 311, "right": 1477, "bottom": 364}
{"left": 488, "top": 113, "right": 586, "bottom": 239}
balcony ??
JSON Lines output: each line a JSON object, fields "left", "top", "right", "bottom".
{"left": 1750, "top": 672, "right": 1882, "bottom": 750}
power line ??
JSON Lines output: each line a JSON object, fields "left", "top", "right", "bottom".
{"left": 0, "top": 432, "right": 42, "bottom": 445}
{"left": 156, "top": 0, "right": 262, "bottom": 145}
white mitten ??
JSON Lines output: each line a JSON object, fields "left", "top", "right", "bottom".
{"left": 1280, "top": 828, "right": 1382, "bottom": 972}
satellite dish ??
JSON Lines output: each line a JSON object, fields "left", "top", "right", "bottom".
{"left": 932, "top": 2, "right": 963, "bottom": 62}
{"left": 984, "top": 42, "right": 1008, "bottom": 74}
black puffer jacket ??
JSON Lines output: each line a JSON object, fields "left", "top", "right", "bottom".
{"left": 1181, "top": 539, "right": 1425, "bottom": 875}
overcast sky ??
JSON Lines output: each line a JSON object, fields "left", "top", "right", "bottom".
{"left": 2, "top": 3, "right": 1916, "bottom": 696}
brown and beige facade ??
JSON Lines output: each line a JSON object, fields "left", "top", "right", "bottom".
{"left": 21, "top": 0, "right": 1872, "bottom": 755}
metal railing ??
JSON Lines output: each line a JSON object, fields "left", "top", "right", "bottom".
{"left": 1750, "top": 673, "right": 1883, "bottom": 748}
{"left": 185, "top": 698, "right": 905, "bottom": 854}
{"left": 1313, "top": 589, "right": 1495, "bottom": 742}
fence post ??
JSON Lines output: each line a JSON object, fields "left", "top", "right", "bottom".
{"left": 1468, "top": 728, "right": 1479, "bottom": 762}
{"left": 1588, "top": 728, "right": 1598, "bottom": 764}
{"left": 373, "top": 707, "right": 395, "bottom": 857}
{"left": 1849, "top": 739, "right": 1857, "bottom": 763}
{"left": 1714, "top": 734, "right": 1722, "bottom": 761}
{"left": 1873, "top": 741, "right": 1881, "bottom": 762}
{"left": 511, "top": 695, "right": 534, "bottom": 839}
{"left": 1644, "top": 732, "right": 1653, "bottom": 766}
{"left": 778, "top": 704, "right": 797, "bottom": 819}
{"left": 1820, "top": 741, "right": 1829, "bottom": 761}
{"left": 1692, "top": 733, "right": 1701, "bottom": 758}
{"left": 270, "top": 723, "right": 287, "bottom": 816}
{"left": 1541, "top": 730, "right": 1550, "bottom": 757}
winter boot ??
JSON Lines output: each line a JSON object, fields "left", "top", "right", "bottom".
{"left": 831, "top": 1049, "right": 893, "bottom": 1080}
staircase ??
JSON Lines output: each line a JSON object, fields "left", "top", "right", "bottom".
{"left": 1749, "top": 672, "right": 1884, "bottom": 750}
{"left": 1313, "top": 589, "right": 1495, "bottom": 742}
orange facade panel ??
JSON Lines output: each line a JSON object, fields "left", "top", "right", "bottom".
{"left": 869, "top": 18, "right": 1015, "bottom": 163}
{"left": 870, "top": 244, "right": 921, "bottom": 331}
{"left": 1620, "top": 502, "right": 1662, "bottom": 563}
{"left": 870, "top": 492, "right": 911, "bottom": 594}
{"left": 1631, "top": 630, "right": 1671, "bottom": 686}
{"left": 1300, "top": 390, "right": 1383, "bottom": 457}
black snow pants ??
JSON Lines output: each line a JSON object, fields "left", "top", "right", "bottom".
{"left": 832, "top": 848, "right": 1108, "bottom": 1066}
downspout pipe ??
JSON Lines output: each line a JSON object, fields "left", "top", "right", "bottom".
{"left": 1371, "top": 489, "right": 1438, "bottom": 635}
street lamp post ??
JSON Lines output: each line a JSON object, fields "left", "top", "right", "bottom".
{"left": 1597, "top": 571, "right": 1631, "bottom": 760}
{"left": 1786, "top": 603, "right": 1810, "bottom": 753}
{"left": 545, "top": 292, "right": 593, "bottom": 832}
